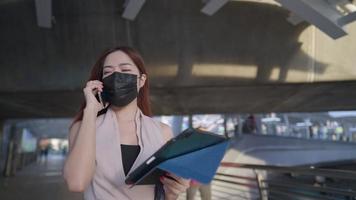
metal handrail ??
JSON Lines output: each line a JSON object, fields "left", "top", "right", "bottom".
{"left": 216, "top": 162, "right": 356, "bottom": 200}
{"left": 220, "top": 162, "right": 356, "bottom": 180}
{"left": 215, "top": 172, "right": 259, "bottom": 181}
{"left": 267, "top": 189, "right": 334, "bottom": 200}
{"left": 213, "top": 181, "right": 260, "bottom": 195}
{"left": 265, "top": 180, "right": 356, "bottom": 197}
{"left": 212, "top": 165, "right": 261, "bottom": 200}
{"left": 213, "top": 177, "right": 258, "bottom": 189}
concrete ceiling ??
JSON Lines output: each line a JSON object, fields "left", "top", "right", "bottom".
{"left": 1, "top": 0, "right": 356, "bottom": 119}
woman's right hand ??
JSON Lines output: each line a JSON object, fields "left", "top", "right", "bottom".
{"left": 83, "top": 80, "right": 105, "bottom": 113}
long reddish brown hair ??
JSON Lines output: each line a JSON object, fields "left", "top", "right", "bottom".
{"left": 71, "top": 46, "right": 152, "bottom": 127}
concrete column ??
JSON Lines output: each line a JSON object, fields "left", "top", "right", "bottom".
{"left": 188, "top": 115, "right": 193, "bottom": 128}
{"left": 3, "top": 123, "right": 16, "bottom": 177}
{"left": 223, "top": 114, "right": 228, "bottom": 138}
{"left": 0, "top": 120, "right": 4, "bottom": 178}
{"left": 12, "top": 126, "right": 23, "bottom": 175}
{"left": 255, "top": 114, "right": 263, "bottom": 134}
{"left": 283, "top": 114, "right": 290, "bottom": 136}
{"left": 171, "top": 116, "right": 183, "bottom": 136}
{"left": 236, "top": 115, "right": 243, "bottom": 137}
{"left": 341, "top": 120, "right": 351, "bottom": 142}
{"left": 305, "top": 118, "right": 311, "bottom": 139}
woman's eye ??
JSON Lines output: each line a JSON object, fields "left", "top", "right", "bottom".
{"left": 122, "top": 69, "right": 130, "bottom": 72}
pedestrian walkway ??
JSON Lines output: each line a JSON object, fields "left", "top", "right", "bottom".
{"left": 0, "top": 154, "right": 82, "bottom": 200}
{"left": 0, "top": 153, "right": 252, "bottom": 200}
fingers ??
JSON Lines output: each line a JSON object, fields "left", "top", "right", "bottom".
{"left": 161, "top": 178, "right": 181, "bottom": 198}
{"left": 163, "top": 185, "right": 179, "bottom": 200}
{"left": 82, "top": 80, "right": 105, "bottom": 111}
{"left": 86, "top": 80, "right": 103, "bottom": 88}
{"left": 87, "top": 80, "right": 103, "bottom": 85}
{"left": 161, "top": 173, "right": 191, "bottom": 199}
{"left": 161, "top": 175, "right": 190, "bottom": 198}
{"left": 84, "top": 80, "right": 103, "bottom": 93}
{"left": 166, "top": 173, "right": 190, "bottom": 187}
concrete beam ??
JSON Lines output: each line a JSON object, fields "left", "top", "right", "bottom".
{"left": 201, "top": 0, "right": 280, "bottom": 16}
{"left": 287, "top": 13, "right": 304, "bottom": 25}
{"left": 2, "top": 81, "right": 355, "bottom": 119}
{"left": 338, "top": 10, "right": 356, "bottom": 26}
{"left": 276, "top": 0, "right": 356, "bottom": 39}
{"left": 122, "top": 0, "right": 146, "bottom": 20}
{"left": 35, "top": 0, "right": 52, "bottom": 28}
{"left": 201, "top": 0, "right": 229, "bottom": 16}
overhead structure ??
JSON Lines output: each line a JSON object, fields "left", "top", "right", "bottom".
{"left": 275, "top": 0, "right": 356, "bottom": 39}
{"left": 201, "top": 0, "right": 230, "bottom": 16}
{"left": 32, "top": 0, "right": 356, "bottom": 38}
{"left": 286, "top": 13, "right": 304, "bottom": 25}
{"left": 122, "top": 0, "right": 147, "bottom": 20}
{"left": 201, "top": 0, "right": 356, "bottom": 39}
{"left": 35, "top": 0, "right": 52, "bottom": 28}
{"left": 201, "top": 0, "right": 279, "bottom": 16}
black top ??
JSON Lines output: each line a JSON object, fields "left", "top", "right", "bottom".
{"left": 121, "top": 144, "right": 140, "bottom": 176}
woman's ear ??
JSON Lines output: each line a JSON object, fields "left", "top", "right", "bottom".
{"left": 139, "top": 74, "right": 147, "bottom": 89}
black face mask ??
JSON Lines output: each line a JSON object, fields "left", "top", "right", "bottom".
{"left": 102, "top": 72, "right": 138, "bottom": 107}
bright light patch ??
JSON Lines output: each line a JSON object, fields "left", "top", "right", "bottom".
{"left": 192, "top": 64, "right": 258, "bottom": 78}
{"left": 328, "top": 111, "right": 356, "bottom": 118}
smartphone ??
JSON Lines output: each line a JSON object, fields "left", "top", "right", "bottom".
{"left": 95, "top": 92, "right": 105, "bottom": 108}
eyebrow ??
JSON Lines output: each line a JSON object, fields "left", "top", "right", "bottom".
{"left": 103, "top": 63, "right": 133, "bottom": 69}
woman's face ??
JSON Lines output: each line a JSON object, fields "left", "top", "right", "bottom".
{"left": 102, "top": 50, "right": 146, "bottom": 90}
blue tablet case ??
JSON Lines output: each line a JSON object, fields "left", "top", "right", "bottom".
{"left": 125, "top": 128, "right": 230, "bottom": 186}
{"left": 157, "top": 140, "right": 229, "bottom": 184}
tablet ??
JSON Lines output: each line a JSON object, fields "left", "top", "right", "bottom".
{"left": 125, "top": 128, "right": 228, "bottom": 185}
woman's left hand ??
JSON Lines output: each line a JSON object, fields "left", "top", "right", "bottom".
{"left": 160, "top": 173, "right": 190, "bottom": 200}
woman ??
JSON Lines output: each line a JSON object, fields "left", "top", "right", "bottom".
{"left": 63, "top": 46, "right": 190, "bottom": 200}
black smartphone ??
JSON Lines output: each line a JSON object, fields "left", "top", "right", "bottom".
{"left": 95, "top": 92, "right": 105, "bottom": 108}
